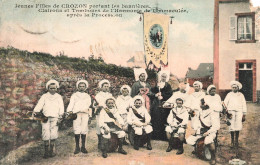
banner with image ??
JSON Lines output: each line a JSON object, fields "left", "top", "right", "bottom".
{"left": 143, "top": 12, "right": 169, "bottom": 69}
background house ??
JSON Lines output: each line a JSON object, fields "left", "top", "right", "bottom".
{"left": 214, "top": 0, "right": 260, "bottom": 101}
{"left": 127, "top": 51, "right": 146, "bottom": 68}
{"left": 186, "top": 63, "right": 214, "bottom": 90}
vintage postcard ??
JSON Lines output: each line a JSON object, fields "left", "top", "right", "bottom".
{"left": 0, "top": 0, "right": 259, "bottom": 164}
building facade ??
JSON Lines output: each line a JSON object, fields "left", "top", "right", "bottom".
{"left": 214, "top": 0, "right": 260, "bottom": 102}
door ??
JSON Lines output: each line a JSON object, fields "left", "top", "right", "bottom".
{"left": 238, "top": 63, "right": 253, "bottom": 101}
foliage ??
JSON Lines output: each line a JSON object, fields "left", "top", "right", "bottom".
{"left": 0, "top": 46, "right": 135, "bottom": 78}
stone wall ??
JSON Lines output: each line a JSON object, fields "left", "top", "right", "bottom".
{"left": 0, "top": 51, "right": 135, "bottom": 159}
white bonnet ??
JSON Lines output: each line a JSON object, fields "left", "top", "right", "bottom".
{"left": 134, "top": 68, "right": 148, "bottom": 81}
{"left": 46, "top": 79, "right": 59, "bottom": 89}
{"left": 98, "top": 79, "right": 110, "bottom": 88}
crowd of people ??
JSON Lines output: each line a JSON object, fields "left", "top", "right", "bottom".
{"left": 31, "top": 68, "right": 247, "bottom": 165}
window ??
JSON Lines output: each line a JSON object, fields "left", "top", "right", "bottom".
{"left": 238, "top": 63, "right": 253, "bottom": 70}
{"left": 237, "top": 16, "right": 253, "bottom": 40}
{"left": 239, "top": 63, "right": 244, "bottom": 69}
{"left": 229, "top": 12, "right": 256, "bottom": 43}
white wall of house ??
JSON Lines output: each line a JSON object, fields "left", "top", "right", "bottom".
{"left": 219, "top": 2, "right": 260, "bottom": 90}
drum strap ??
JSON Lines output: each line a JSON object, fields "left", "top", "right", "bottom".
{"left": 104, "top": 108, "right": 117, "bottom": 120}
{"left": 106, "top": 122, "right": 122, "bottom": 131}
{"left": 199, "top": 115, "right": 211, "bottom": 130}
{"left": 171, "top": 108, "right": 183, "bottom": 123}
{"left": 103, "top": 108, "right": 123, "bottom": 131}
{"left": 132, "top": 107, "right": 145, "bottom": 123}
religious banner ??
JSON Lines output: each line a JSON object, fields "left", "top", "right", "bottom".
{"left": 1, "top": 0, "right": 260, "bottom": 164}
{"left": 143, "top": 12, "right": 169, "bottom": 69}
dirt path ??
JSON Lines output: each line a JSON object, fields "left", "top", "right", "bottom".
{"left": 215, "top": 103, "right": 260, "bottom": 165}
{"left": 1, "top": 103, "right": 259, "bottom": 165}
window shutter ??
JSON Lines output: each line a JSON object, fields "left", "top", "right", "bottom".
{"left": 253, "top": 12, "right": 257, "bottom": 40}
{"left": 256, "top": 29, "right": 259, "bottom": 41}
{"left": 255, "top": 18, "right": 259, "bottom": 40}
{"left": 229, "top": 16, "right": 237, "bottom": 40}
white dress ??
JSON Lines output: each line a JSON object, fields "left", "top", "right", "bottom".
{"left": 67, "top": 92, "right": 91, "bottom": 134}
{"left": 224, "top": 92, "right": 247, "bottom": 131}
{"left": 33, "top": 92, "right": 64, "bottom": 140}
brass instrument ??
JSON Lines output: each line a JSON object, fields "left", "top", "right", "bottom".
{"left": 91, "top": 95, "right": 104, "bottom": 116}
{"left": 222, "top": 101, "right": 232, "bottom": 126}
{"left": 222, "top": 102, "right": 232, "bottom": 119}
{"left": 188, "top": 109, "right": 196, "bottom": 117}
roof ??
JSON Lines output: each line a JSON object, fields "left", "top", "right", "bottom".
{"left": 127, "top": 56, "right": 135, "bottom": 62}
{"left": 127, "top": 51, "right": 145, "bottom": 63}
{"left": 219, "top": 0, "right": 249, "bottom": 3}
{"left": 186, "top": 63, "right": 214, "bottom": 78}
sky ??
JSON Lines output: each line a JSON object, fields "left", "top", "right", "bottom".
{"left": 252, "top": 0, "right": 260, "bottom": 7}
{"left": 0, "top": 0, "right": 256, "bottom": 78}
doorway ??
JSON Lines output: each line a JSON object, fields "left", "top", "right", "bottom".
{"left": 238, "top": 63, "right": 253, "bottom": 101}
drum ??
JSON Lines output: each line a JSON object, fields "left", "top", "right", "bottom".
{"left": 62, "top": 118, "right": 73, "bottom": 128}
{"left": 24, "top": 111, "right": 48, "bottom": 123}
{"left": 128, "top": 126, "right": 148, "bottom": 147}
{"left": 166, "top": 131, "right": 181, "bottom": 149}
{"left": 107, "top": 133, "right": 119, "bottom": 153}
{"left": 195, "top": 137, "right": 212, "bottom": 161}
{"left": 61, "top": 112, "right": 76, "bottom": 128}
{"left": 172, "top": 137, "right": 181, "bottom": 149}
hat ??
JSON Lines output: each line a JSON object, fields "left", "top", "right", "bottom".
{"left": 120, "top": 85, "right": 131, "bottom": 95}
{"left": 207, "top": 85, "right": 216, "bottom": 94}
{"left": 158, "top": 70, "right": 170, "bottom": 82}
{"left": 133, "top": 95, "right": 145, "bottom": 105}
{"left": 230, "top": 81, "right": 242, "bottom": 90}
{"left": 134, "top": 68, "right": 148, "bottom": 81}
{"left": 193, "top": 81, "right": 203, "bottom": 89}
{"left": 46, "top": 79, "right": 59, "bottom": 89}
{"left": 98, "top": 79, "right": 110, "bottom": 88}
{"left": 76, "top": 80, "right": 89, "bottom": 90}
